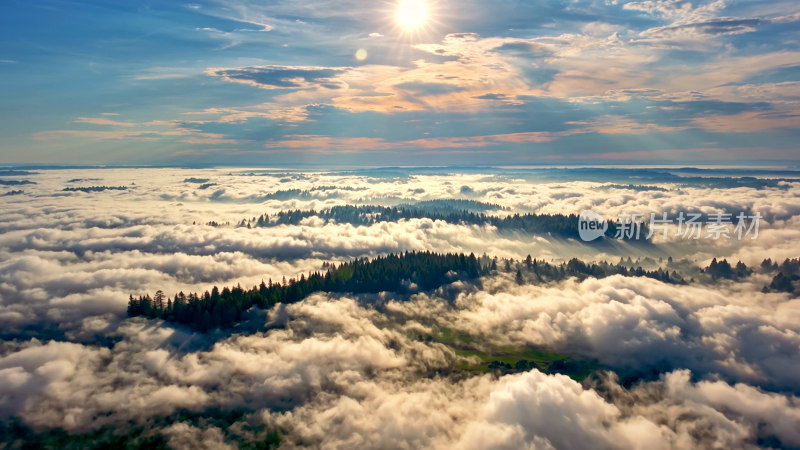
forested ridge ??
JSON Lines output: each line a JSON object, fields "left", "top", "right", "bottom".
{"left": 63, "top": 185, "right": 128, "bottom": 193}
{"left": 234, "top": 205, "right": 648, "bottom": 240}
{"left": 760, "top": 257, "right": 800, "bottom": 293}
{"left": 0, "top": 179, "right": 35, "bottom": 186}
{"left": 128, "top": 251, "right": 481, "bottom": 331}
{"left": 128, "top": 251, "right": 683, "bottom": 332}
{"left": 127, "top": 252, "right": 799, "bottom": 334}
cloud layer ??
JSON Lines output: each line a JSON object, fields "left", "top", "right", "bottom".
{"left": 0, "top": 168, "right": 799, "bottom": 447}
{"left": 4, "top": 0, "right": 800, "bottom": 164}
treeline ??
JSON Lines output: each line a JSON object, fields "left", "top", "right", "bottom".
{"left": 235, "top": 205, "right": 646, "bottom": 241}
{"left": 699, "top": 257, "right": 799, "bottom": 293}
{"left": 0, "top": 180, "right": 35, "bottom": 186}
{"left": 63, "top": 186, "right": 128, "bottom": 193}
{"left": 704, "top": 258, "right": 751, "bottom": 280}
{"left": 402, "top": 199, "right": 507, "bottom": 213}
{"left": 507, "top": 255, "right": 685, "bottom": 285}
{"left": 128, "top": 251, "right": 482, "bottom": 331}
{"left": 308, "top": 185, "right": 364, "bottom": 192}
{"left": 128, "top": 252, "right": 689, "bottom": 332}
{"left": 267, "top": 185, "right": 368, "bottom": 196}
{"left": 698, "top": 257, "right": 800, "bottom": 293}
{"left": 603, "top": 184, "right": 669, "bottom": 192}
{"left": 203, "top": 220, "right": 229, "bottom": 227}
{"left": 761, "top": 258, "right": 800, "bottom": 293}
{"left": 130, "top": 253, "right": 800, "bottom": 334}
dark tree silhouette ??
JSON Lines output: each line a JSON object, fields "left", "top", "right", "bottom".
{"left": 234, "top": 205, "right": 649, "bottom": 241}
{"left": 128, "top": 251, "right": 482, "bottom": 331}
{"left": 128, "top": 251, "right": 690, "bottom": 333}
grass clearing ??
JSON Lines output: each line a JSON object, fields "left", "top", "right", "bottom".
{"left": 428, "top": 327, "right": 599, "bottom": 381}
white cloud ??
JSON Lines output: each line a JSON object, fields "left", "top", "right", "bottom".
{"left": 1, "top": 168, "right": 799, "bottom": 447}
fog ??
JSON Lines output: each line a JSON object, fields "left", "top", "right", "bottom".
{"left": 1, "top": 168, "right": 798, "bottom": 448}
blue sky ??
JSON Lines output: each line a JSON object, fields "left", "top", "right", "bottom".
{"left": 1, "top": 0, "right": 799, "bottom": 166}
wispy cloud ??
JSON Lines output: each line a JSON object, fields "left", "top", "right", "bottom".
{"left": 131, "top": 67, "right": 200, "bottom": 81}
{"left": 34, "top": 118, "right": 242, "bottom": 146}
{"left": 259, "top": 132, "right": 567, "bottom": 153}
{"left": 206, "top": 66, "right": 350, "bottom": 90}
{"left": 74, "top": 117, "right": 137, "bottom": 127}
{"left": 691, "top": 110, "right": 800, "bottom": 133}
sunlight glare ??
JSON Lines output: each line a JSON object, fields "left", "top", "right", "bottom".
{"left": 396, "top": 0, "right": 428, "bottom": 31}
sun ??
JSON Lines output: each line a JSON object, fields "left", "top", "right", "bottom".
{"left": 395, "top": 0, "right": 428, "bottom": 31}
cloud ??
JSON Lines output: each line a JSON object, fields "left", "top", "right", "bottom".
{"left": 623, "top": 0, "right": 695, "bottom": 18}
{"left": 691, "top": 110, "right": 800, "bottom": 133}
{"left": 258, "top": 132, "right": 565, "bottom": 153}
{"left": 453, "top": 370, "right": 672, "bottom": 450}
{"left": 130, "top": 67, "right": 200, "bottom": 81}
{"left": 424, "top": 273, "right": 800, "bottom": 391}
{"left": 1, "top": 168, "right": 800, "bottom": 446}
{"left": 473, "top": 93, "right": 509, "bottom": 100}
{"left": 162, "top": 422, "right": 236, "bottom": 450}
{"left": 645, "top": 18, "right": 762, "bottom": 36}
{"left": 19, "top": 15, "right": 800, "bottom": 162}
{"left": 206, "top": 65, "right": 349, "bottom": 90}
{"left": 205, "top": 33, "right": 544, "bottom": 115}
{"left": 2, "top": 288, "right": 799, "bottom": 447}
{"left": 393, "top": 81, "right": 466, "bottom": 96}
{"left": 6, "top": 0, "right": 800, "bottom": 164}
{"left": 32, "top": 119, "right": 242, "bottom": 146}
{"left": 566, "top": 115, "right": 687, "bottom": 135}
{"left": 74, "top": 117, "right": 138, "bottom": 127}
{"left": 183, "top": 103, "right": 313, "bottom": 123}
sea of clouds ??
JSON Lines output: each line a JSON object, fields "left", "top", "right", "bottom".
{"left": 0, "top": 168, "right": 799, "bottom": 448}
